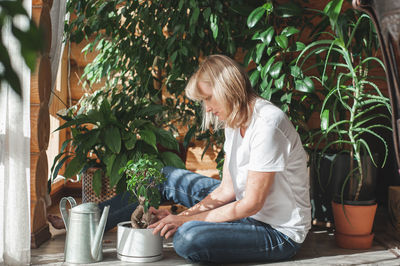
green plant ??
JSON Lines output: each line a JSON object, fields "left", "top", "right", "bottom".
{"left": 50, "top": 87, "right": 185, "bottom": 195}
{"left": 121, "top": 154, "right": 166, "bottom": 228}
{"left": 297, "top": 0, "right": 392, "bottom": 202}
{"left": 0, "top": 0, "right": 43, "bottom": 96}
{"left": 65, "top": 0, "right": 252, "bottom": 142}
{"left": 245, "top": 0, "right": 319, "bottom": 142}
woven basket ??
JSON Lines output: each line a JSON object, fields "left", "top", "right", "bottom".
{"left": 81, "top": 168, "right": 116, "bottom": 203}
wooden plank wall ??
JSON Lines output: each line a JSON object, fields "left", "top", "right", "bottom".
{"left": 31, "top": 0, "right": 69, "bottom": 248}
{"left": 31, "top": 0, "right": 52, "bottom": 248}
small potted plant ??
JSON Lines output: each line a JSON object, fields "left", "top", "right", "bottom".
{"left": 116, "top": 154, "right": 166, "bottom": 263}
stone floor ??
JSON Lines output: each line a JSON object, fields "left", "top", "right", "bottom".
{"left": 31, "top": 206, "right": 400, "bottom": 266}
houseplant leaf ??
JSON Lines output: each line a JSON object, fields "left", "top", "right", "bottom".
{"left": 161, "top": 151, "right": 186, "bottom": 169}
{"left": 92, "top": 169, "right": 103, "bottom": 196}
{"left": 64, "top": 157, "right": 84, "bottom": 179}
{"left": 140, "top": 129, "right": 157, "bottom": 151}
{"left": 247, "top": 6, "right": 265, "bottom": 28}
{"left": 110, "top": 153, "right": 127, "bottom": 187}
{"left": 269, "top": 61, "right": 283, "bottom": 79}
{"left": 155, "top": 128, "right": 179, "bottom": 151}
{"left": 105, "top": 126, "right": 121, "bottom": 153}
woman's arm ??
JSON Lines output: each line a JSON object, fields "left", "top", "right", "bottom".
{"left": 187, "top": 170, "right": 275, "bottom": 222}
{"left": 149, "top": 170, "right": 275, "bottom": 238}
{"left": 178, "top": 159, "right": 236, "bottom": 217}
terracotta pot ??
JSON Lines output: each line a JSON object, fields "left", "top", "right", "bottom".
{"left": 332, "top": 201, "right": 377, "bottom": 249}
{"left": 117, "top": 221, "right": 163, "bottom": 262}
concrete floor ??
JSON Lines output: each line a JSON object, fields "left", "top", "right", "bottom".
{"left": 31, "top": 210, "right": 400, "bottom": 266}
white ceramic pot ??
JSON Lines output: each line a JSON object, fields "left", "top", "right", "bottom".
{"left": 117, "top": 221, "right": 163, "bottom": 262}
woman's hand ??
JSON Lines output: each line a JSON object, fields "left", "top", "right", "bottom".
{"left": 148, "top": 207, "right": 170, "bottom": 221}
{"left": 147, "top": 214, "right": 188, "bottom": 239}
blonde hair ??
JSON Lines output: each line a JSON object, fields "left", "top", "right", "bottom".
{"left": 185, "top": 54, "right": 257, "bottom": 130}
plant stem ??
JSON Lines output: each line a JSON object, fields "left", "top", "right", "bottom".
{"left": 348, "top": 49, "right": 363, "bottom": 201}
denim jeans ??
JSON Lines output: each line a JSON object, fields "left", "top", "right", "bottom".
{"left": 99, "top": 166, "right": 301, "bottom": 263}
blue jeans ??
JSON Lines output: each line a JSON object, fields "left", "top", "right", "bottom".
{"left": 100, "top": 166, "right": 301, "bottom": 263}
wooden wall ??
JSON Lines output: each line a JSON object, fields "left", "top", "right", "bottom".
{"left": 31, "top": 0, "right": 69, "bottom": 248}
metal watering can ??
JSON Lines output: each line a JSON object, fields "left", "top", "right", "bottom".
{"left": 60, "top": 197, "right": 110, "bottom": 264}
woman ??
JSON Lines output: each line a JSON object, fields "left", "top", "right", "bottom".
{"left": 148, "top": 54, "right": 311, "bottom": 263}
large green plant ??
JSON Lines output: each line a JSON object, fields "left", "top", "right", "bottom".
{"left": 50, "top": 88, "right": 185, "bottom": 194}
{"left": 0, "top": 0, "right": 42, "bottom": 96}
{"left": 245, "top": 0, "right": 319, "bottom": 143}
{"left": 297, "top": 0, "right": 392, "bottom": 202}
{"left": 63, "top": 0, "right": 258, "bottom": 175}
{"left": 65, "top": 0, "right": 252, "bottom": 139}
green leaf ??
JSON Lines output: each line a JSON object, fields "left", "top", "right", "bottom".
{"left": 64, "top": 157, "right": 84, "bottom": 179}
{"left": 51, "top": 155, "right": 71, "bottom": 181}
{"left": 105, "top": 126, "right": 121, "bottom": 153}
{"left": 87, "top": 109, "right": 104, "bottom": 123}
{"left": 210, "top": 14, "right": 218, "bottom": 40}
{"left": 274, "top": 74, "right": 285, "bottom": 89}
{"left": 124, "top": 134, "right": 137, "bottom": 150}
{"left": 110, "top": 153, "right": 127, "bottom": 187}
{"left": 252, "top": 26, "right": 275, "bottom": 45}
{"left": 294, "top": 42, "right": 305, "bottom": 51}
{"left": 290, "top": 65, "right": 302, "bottom": 78}
{"left": 105, "top": 154, "right": 116, "bottom": 177}
{"left": 275, "top": 35, "right": 288, "bottom": 50}
{"left": 255, "top": 43, "right": 267, "bottom": 64}
{"left": 281, "top": 26, "right": 300, "bottom": 37}
{"left": 280, "top": 92, "right": 292, "bottom": 104}
{"left": 178, "top": 0, "right": 184, "bottom": 10}
{"left": 261, "top": 79, "right": 274, "bottom": 100}
{"left": 190, "top": 8, "right": 200, "bottom": 27}
{"left": 303, "top": 77, "right": 315, "bottom": 92}
{"left": 100, "top": 99, "right": 111, "bottom": 116}
{"left": 295, "top": 79, "right": 314, "bottom": 93}
{"left": 321, "top": 109, "right": 330, "bottom": 131}
{"left": 249, "top": 70, "right": 260, "bottom": 87}
{"left": 261, "top": 56, "right": 275, "bottom": 78}
{"left": 140, "top": 129, "right": 157, "bottom": 150}
{"left": 155, "top": 129, "right": 179, "bottom": 151}
{"left": 323, "top": 0, "right": 344, "bottom": 30}
{"left": 247, "top": 6, "right": 266, "bottom": 28}
{"left": 203, "top": 7, "right": 211, "bottom": 20}
{"left": 55, "top": 115, "right": 94, "bottom": 131}
{"left": 183, "top": 125, "right": 196, "bottom": 148}
{"left": 161, "top": 152, "right": 186, "bottom": 169}
{"left": 269, "top": 61, "right": 283, "bottom": 79}
{"left": 92, "top": 169, "right": 102, "bottom": 196}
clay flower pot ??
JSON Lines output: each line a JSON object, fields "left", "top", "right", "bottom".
{"left": 332, "top": 201, "right": 377, "bottom": 249}
{"left": 117, "top": 221, "right": 163, "bottom": 262}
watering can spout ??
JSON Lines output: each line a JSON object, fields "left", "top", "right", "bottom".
{"left": 91, "top": 205, "right": 110, "bottom": 259}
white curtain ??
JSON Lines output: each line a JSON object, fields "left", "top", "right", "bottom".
{"left": 0, "top": 0, "right": 32, "bottom": 265}
{"left": 49, "top": 0, "right": 68, "bottom": 95}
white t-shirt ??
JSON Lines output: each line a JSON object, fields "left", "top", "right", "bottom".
{"left": 224, "top": 98, "right": 311, "bottom": 243}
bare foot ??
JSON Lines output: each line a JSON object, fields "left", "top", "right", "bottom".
{"left": 47, "top": 214, "right": 65, "bottom": 229}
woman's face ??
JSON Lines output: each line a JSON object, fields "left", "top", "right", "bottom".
{"left": 198, "top": 81, "right": 227, "bottom": 121}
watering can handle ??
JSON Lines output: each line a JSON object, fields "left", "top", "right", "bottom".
{"left": 59, "top": 197, "right": 77, "bottom": 231}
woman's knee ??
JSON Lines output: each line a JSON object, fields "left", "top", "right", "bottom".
{"left": 173, "top": 221, "right": 209, "bottom": 262}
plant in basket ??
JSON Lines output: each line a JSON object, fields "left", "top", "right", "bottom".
{"left": 116, "top": 154, "right": 166, "bottom": 262}
{"left": 50, "top": 87, "right": 185, "bottom": 200}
